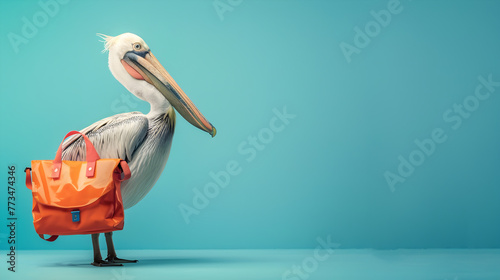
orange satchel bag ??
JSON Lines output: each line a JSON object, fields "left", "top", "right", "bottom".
{"left": 24, "top": 131, "right": 131, "bottom": 241}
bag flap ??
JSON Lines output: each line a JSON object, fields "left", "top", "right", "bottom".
{"left": 30, "top": 159, "right": 121, "bottom": 208}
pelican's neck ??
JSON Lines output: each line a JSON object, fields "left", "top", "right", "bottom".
{"left": 120, "top": 81, "right": 171, "bottom": 118}
{"left": 144, "top": 87, "right": 171, "bottom": 118}
{"left": 108, "top": 54, "right": 171, "bottom": 118}
{"left": 148, "top": 102, "right": 171, "bottom": 118}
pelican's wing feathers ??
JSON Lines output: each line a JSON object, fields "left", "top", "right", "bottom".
{"left": 62, "top": 112, "right": 148, "bottom": 162}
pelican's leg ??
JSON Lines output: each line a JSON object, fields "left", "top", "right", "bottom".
{"left": 104, "top": 232, "right": 138, "bottom": 263}
{"left": 91, "top": 233, "right": 123, "bottom": 267}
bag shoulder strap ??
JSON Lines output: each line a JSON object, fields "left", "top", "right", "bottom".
{"left": 25, "top": 168, "right": 59, "bottom": 242}
{"left": 119, "top": 160, "right": 131, "bottom": 181}
{"left": 25, "top": 167, "right": 32, "bottom": 190}
{"left": 39, "top": 234, "right": 58, "bottom": 242}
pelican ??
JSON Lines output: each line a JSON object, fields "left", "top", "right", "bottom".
{"left": 61, "top": 33, "right": 216, "bottom": 266}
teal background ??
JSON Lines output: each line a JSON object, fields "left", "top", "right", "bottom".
{"left": 1, "top": 0, "right": 499, "bottom": 251}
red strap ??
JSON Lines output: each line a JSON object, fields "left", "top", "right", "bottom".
{"left": 26, "top": 169, "right": 57, "bottom": 242}
{"left": 25, "top": 167, "right": 32, "bottom": 190}
{"left": 39, "top": 234, "right": 58, "bottom": 242}
{"left": 51, "top": 131, "right": 100, "bottom": 179}
{"left": 119, "top": 160, "right": 131, "bottom": 181}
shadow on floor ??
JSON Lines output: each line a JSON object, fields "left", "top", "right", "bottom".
{"left": 46, "top": 256, "right": 258, "bottom": 268}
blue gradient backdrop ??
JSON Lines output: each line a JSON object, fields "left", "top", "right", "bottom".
{"left": 1, "top": 0, "right": 500, "bottom": 250}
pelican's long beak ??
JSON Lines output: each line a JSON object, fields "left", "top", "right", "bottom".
{"left": 122, "top": 51, "right": 216, "bottom": 137}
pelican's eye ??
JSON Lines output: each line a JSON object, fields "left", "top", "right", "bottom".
{"left": 133, "top": 43, "right": 141, "bottom": 50}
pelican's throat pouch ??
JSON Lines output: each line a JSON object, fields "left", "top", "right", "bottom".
{"left": 24, "top": 131, "right": 131, "bottom": 242}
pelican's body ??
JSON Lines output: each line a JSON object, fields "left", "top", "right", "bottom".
{"left": 62, "top": 109, "right": 175, "bottom": 208}
{"left": 60, "top": 33, "right": 215, "bottom": 266}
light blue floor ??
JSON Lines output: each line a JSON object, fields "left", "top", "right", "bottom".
{"left": 1, "top": 249, "right": 499, "bottom": 280}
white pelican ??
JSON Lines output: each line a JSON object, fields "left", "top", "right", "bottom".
{"left": 61, "top": 33, "right": 216, "bottom": 266}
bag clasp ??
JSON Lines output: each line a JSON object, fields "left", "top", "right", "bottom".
{"left": 71, "top": 210, "right": 80, "bottom": 222}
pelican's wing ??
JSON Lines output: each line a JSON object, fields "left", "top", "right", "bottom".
{"left": 62, "top": 112, "right": 148, "bottom": 162}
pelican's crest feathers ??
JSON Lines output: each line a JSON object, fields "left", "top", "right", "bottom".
{"left": 97, "top": 33, "right": 116, "bottom": 53}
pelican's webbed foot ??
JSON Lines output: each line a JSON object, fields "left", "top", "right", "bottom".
{"left": 106, "top": 256, "right": 138, "bottom": 264}
{"left": 91, "top": 259, "right": 123, "bottom": 267}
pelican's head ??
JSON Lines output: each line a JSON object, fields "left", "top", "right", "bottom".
{"left": 98, "top": 32, "right": 216, "bottom": 137}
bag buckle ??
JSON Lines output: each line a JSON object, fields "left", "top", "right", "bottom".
{"left": 71, "top": 210, "right": 80, "bottom": 222}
